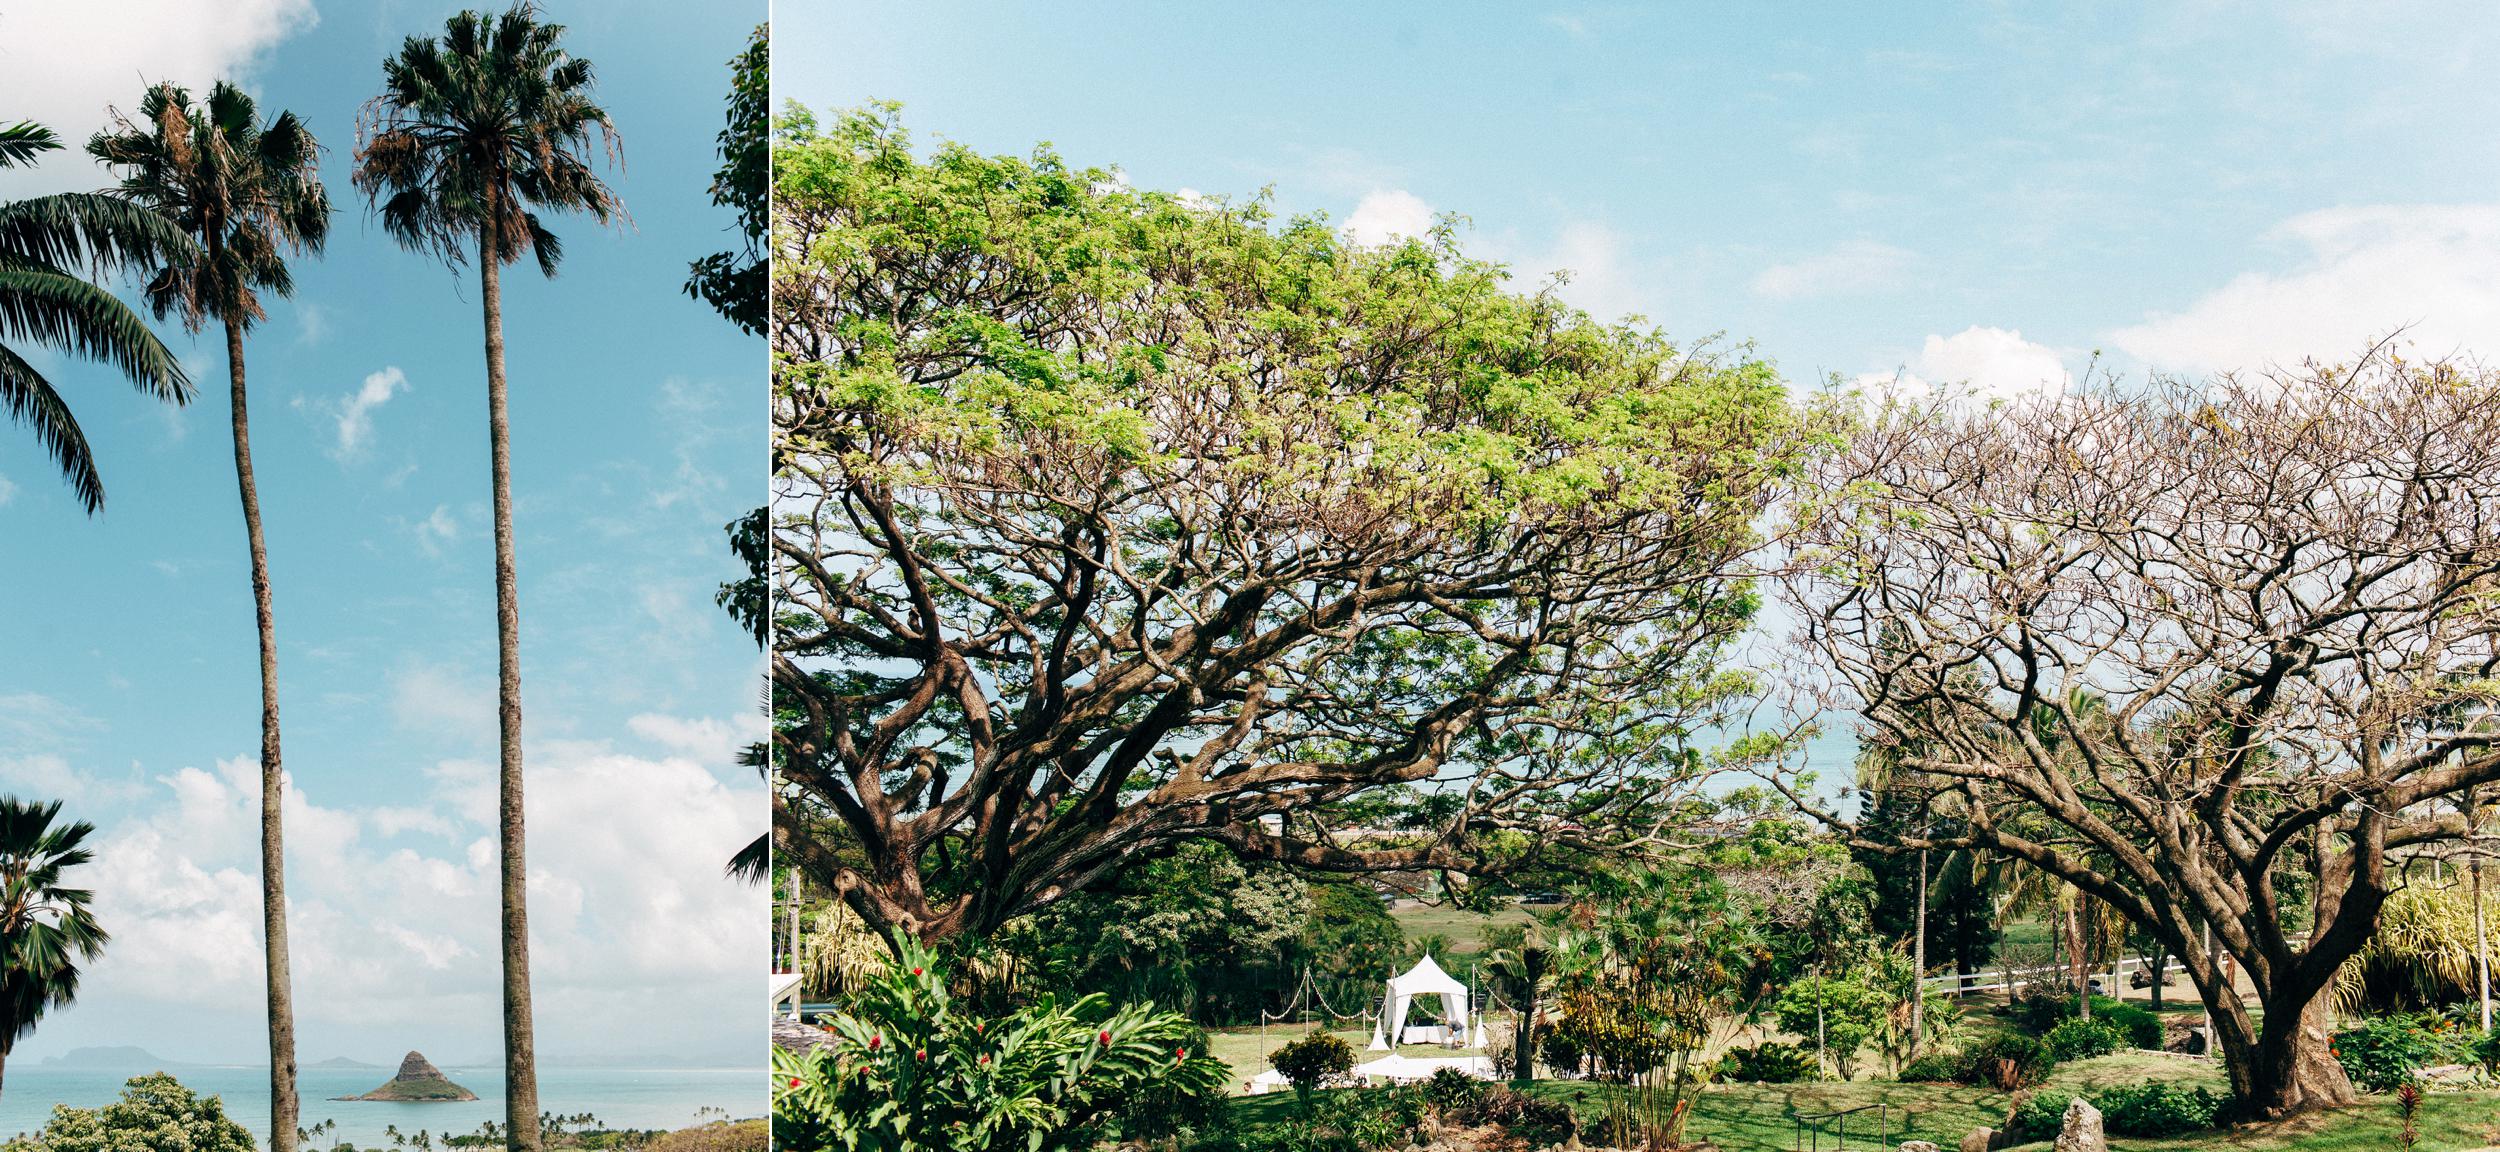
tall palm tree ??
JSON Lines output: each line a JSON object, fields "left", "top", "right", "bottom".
{"left": 0, "top": 797, "right": 108, "bottom": 1098}
{"left": 88, "top": 80, "right": 328, "bottom": 1152}
{"left": 0, "top": 120, "right": 194, "bottom": 511}
{"left": 352, "top": 9, "right": 620, "bottom": 1147}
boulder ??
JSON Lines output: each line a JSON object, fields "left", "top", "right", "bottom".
{"left": 1899, "top": 1142, "right": 1942, "bottom": 1152}
{"left": 2054, "top": 1096, "right": 2105, "bottom": 1152}
{"left": 1959, "top": 1130, "right": 1994, "bottom": 1152}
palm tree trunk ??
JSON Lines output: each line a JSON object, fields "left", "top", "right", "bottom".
{"left": 479, "top": 215, "right": 541, "bottom": 1152}
{"left": 227, "top": 314, "right": 298, "bottom": 1152}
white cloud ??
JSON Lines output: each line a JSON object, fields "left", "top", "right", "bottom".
{"left": 71, "top": 729, "right": 765, "bottom": 1059}
{"left": 414, "top": 503, "right": 460, "bottom": 555}
{"left": 324, "top": 366, "right": 408, "bottom": 460}
{"left": 1856, "top": 325, "right": 2071, "bottom": 402}
{"left": 0, "top": 0, "right": 319, "bottom": 196}
{"left": 627, "top": 712, "right": 766, "bottom": 767}
{"left": 1520, "top": 221, "right": 1647, "bottom": 326}
{"left": 1344, "top": 189, "right": 1436, "bottom": 247}
{"left": 0, "top": 471, "right": 15, "bottom": 507}
{"left": 1750, "top": 239, "right": 1915, "bottom": 301}
{"left": 2110, "top": 205, "right": 2500, "bottom": 374}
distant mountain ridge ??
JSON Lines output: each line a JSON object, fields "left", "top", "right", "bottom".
{"left": 35, "top": 1046, "right": 195, "bottom": 1070}
{"left": 308, "top": 1056, "right": 385, "bottom": 1070}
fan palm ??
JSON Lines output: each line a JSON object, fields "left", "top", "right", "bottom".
{"left": 0, "top": 797, "right": 108, "bottom": 1098}
{"left": 353, "top": 8, "right": 620, "bottom": 1146}
{"left": 87, "top": 79, "right": 328, "bottom": 1152}
{"left": 0, "top": 120, "right": 194, "bottom": 511}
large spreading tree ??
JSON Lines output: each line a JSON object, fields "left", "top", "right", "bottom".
{"left": 1782, "top": 355, "right": 2500, "bottom": 1118}
{"left": 771, "top": 106, "right": 1805, "bottom": 944}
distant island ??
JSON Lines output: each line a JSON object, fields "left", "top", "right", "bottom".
{"left": 336, "top": 1051, "right": 478, "bottom": 1102}
{"left": 36, "top": 1046, "right": 194, "bottom": 1070}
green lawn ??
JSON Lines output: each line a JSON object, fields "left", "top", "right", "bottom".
{"left": 1387, "top": 901, "right": 1534, "bottom": 954}
{"left": 1225, "top": 1052, "right": 2500, "bottom": 1151}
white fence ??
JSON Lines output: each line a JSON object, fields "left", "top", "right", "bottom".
{"left": 1920, "top": 954, "right": 2175, "bottom": 997}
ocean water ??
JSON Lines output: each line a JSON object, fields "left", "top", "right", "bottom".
{"left": 0, "top": 1064, "right": 762, "bottom": 1148}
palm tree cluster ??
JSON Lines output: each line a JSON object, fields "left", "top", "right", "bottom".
{"left": 0, "top": 7, "right": 720, "bottom": 1151}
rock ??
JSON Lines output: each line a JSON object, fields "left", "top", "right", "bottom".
{"left": 336, "top": 1050, "right": 478, "bottom": 1102}
{"left": 1900, "top": 1142, "right": 1942, "bottom": 1152}
{"left": 1960, "top": 1130, "right": 1994, "bottom": 1152}
{"left": 2054, "top": 1097, "right": 2105, "bottom": 1152}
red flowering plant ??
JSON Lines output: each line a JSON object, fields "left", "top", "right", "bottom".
{"left": 771, "top": 934, "right": 1225, "bottom": 1151}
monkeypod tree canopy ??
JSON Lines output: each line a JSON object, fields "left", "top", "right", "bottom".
{"left": 1783, "top": 354, "right": 2500, "bottom": 1119}
{"left": 769, "top": 105, "right": 1807, "bottom": 944}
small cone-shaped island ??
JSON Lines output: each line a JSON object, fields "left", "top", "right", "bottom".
{"left": 339, "top": 1051, "right": 478, "bottom": 1102}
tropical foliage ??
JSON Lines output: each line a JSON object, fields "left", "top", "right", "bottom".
{"left": 0, "top": 120, "right": 194, "bottom": 512}
{"left": 771, "top": 936, "right": 1225, "bottom": 1152}
{"left": 0, "top": 798, "right": 106, "bottom": 1096}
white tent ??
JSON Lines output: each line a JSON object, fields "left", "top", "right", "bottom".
{"left": 1368, "top": 954, "right": 1475, "bottom": 1050}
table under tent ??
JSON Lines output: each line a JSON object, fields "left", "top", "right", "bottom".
{"left": 1246, "top": 954, "right": 1494, "bottom": 1094}
{"left": 1370, "top": 954, "right": 1477, "bottom": 1049}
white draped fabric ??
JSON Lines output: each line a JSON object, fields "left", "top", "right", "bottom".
{"left": 1368, "top": 954, "right": 1475, "bottom": 1050}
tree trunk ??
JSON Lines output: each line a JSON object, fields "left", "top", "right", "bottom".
{"left": 1911, "top": 847, "right": 1928, "bottom": 1058}
{"left": 2148, "top": 946, "right": 2166, "bottom": 1013}
{"left": 2231, "top": 991, "right": 2358, "bottom": 1119}
{"left": 2065, "top": 898, "right": 2091, "bottom": 1019}
{"left": 479, "top": 219, "right": 541, "bottom": 1152}
{"left": 226, "top": 315, "right": 297, "bottom": 1152}
{"left": 1513, "top": 1008, "right": 1534, "bottom": 1083}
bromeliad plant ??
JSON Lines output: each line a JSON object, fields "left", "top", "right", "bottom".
{"left": 771, "top": 936, "right": 1225, "bottom": 1152}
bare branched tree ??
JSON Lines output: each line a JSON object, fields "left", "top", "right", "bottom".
{"left": 1781, "top": 353, "right": 2500, "bottom": 1118}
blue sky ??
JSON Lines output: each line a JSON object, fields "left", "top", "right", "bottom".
{"left": 0, "top": 0, "right": 764, "bottom": 1068}
{"left": 775, "top": 1, "right": 2500, "bottom": 395}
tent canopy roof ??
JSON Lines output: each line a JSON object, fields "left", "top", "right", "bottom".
{"left": 1386, "top": 954, "right": 1466, "bottom": 997}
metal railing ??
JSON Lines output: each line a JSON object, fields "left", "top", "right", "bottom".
{"left": 1793, "top": 1102, "right": 1890, "bottom": 1151}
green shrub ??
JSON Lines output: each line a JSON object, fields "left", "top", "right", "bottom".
{"left": 1962, "top": 1033, "right": 2055, "bottom": 1090}
{"left": 2044, "top": 1017, "right": 2125, "bottom": 1061}
{"left": 1270, "top": 1030, "right": 1359, "bottom": 1104}
{"left": 1109, "top": 1019, "right": 1230, "bottom": 1140}
{"left": 2332, "top": 1014, "right": 2463, "bottom": 1093}
{"left": 2011, "top": 992, "right": 2162, "bottom": 1049}
{"left": 0, "top": 1073, "right": 254, "bottom": 1152}
{"left": 1463, "top": 1085, "right": 1577, "bottom": 1145}
{"left": 2008, "top": 1091, "right": 2075, "bottom": 1141}
{"left": 1895, "top": 1048, "right": 1969, "bottom": 1083}
{"left": 1538, "top": 1026, "right": 1586, "bottom": 1078}
{"left": 1421, "top": 1067, "right": 1488, "bottom": 1112}
{"left": 1721, "top": 1041, "right": 1817, "bottom": 1084}
{"left": 2096, "top": 1081, "right": 2230, "bottom": 1136}
{"left": 770, "top": 935, "right": 1227, "bottom": 1152}
{"left": 2473, "top": 1027, "right": 2500, "bottom": 1075}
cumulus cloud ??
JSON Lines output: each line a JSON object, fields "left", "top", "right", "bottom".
{"left": 1856, "top": 326, "right": 2071, "bottom": 402}
{"left": 1750, "top": 239, "right": 1915, "bottom": 301}
{"left": 2110, "top": 205, "right": 2500, "bottom": 374}
{"left": 0, "top": 471, "right": 15, "bottom": 507}
{"left": 1343, "top": 189, "right": 1437, "bottom": 246}
{"left": 68, "top": 718, "right": 764, "bottom": 1062}
{"left": 0, "top": 0, "right": 318, "bottom": 196}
